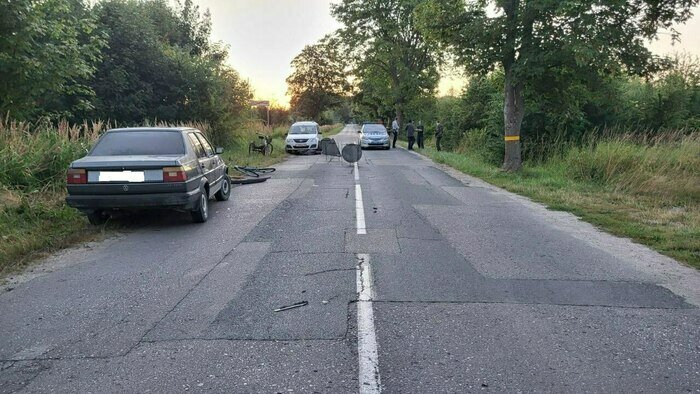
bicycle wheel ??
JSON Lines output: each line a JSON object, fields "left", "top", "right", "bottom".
{"left": 233, "top": 165, "right": 260, "bottom": 178}
{"left": 240, "top": 166, "right": 275, "bottom": 174}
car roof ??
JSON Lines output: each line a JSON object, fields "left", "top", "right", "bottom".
{"left": 291, "top": 121, "right": 318, "bottom": 126}
{"left": 106, "top": 127, "right": 196, "bottom": 133}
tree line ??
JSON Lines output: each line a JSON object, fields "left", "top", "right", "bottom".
{"left": 0, "top": 0, "right": 253, "bottom": 144}
{"left": 286, "top": 0, "right": 700, "bottom": 170}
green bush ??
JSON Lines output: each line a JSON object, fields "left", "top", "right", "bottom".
{"left": 453, "top": 128, "right": 504, "bottom": 165}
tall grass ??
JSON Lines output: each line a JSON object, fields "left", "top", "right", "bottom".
{"left": 0, "top": 119, "right": 105, "bottom": 192}
{"left": 560, "top": 131, "right": 700, "bottom": 204}
{"left": 452, "top": 126, "right": 699, "bottom": 204}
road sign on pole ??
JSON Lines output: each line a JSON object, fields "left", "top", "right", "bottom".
{"left": 249, "top": 100, "right": 271, "bottom": 125}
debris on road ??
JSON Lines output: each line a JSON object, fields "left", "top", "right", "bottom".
{"left": 273, "top": 301, "right": 308, "bottom": 312}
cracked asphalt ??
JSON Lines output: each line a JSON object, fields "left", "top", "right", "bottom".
{"left": 1, "top": 125, "right": 699, "bottom": 393}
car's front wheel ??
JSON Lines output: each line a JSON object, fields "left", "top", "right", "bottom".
{"left": 191, "top": 189, "right": 209, "bottom": 223}
{"left": 215, "top": 175, "right": 231, "bottom": 201}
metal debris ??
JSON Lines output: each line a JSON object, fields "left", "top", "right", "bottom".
{"left": 273, "top": 301, "right": 308, "bottom": 312}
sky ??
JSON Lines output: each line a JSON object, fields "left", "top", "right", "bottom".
{"left": 196, "top": 0, "right": 700, "bottom": 108}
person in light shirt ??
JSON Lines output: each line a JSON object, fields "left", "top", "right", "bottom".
{"left": 391, "top": 117, "right": 399, "bottom": 148}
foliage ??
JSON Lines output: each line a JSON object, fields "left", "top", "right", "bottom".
{"left": 415, "top": 0, "right": 700, "bottom": 170}
{"left": 432, "top": 54, "right": 700, "bottom": 166}
{"left": 615, "top": 54, "right": 700, "bottom": 129}
{"left": 332, "top": 0, "right": 440, "bottom": 126}
{"left": 286, "top": 36, "right": 349, "bottom": 121}
{"left": 89, "top": 0, "right": 252, "bottom": 142}
{"left": 0, "top": 0, "right": 105, "bottom": 120}
{"left": 0, "top": 0, "right": 252, "bottom": 143}
{"left": 435, "top": 72, "right": 505, "bottom": 159}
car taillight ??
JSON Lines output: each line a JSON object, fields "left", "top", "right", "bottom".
{"left": 163, "top": 166, "right": 187, "bottom": 182}
{"left": 66, "top": 168, "right": 87, "bottom": 184}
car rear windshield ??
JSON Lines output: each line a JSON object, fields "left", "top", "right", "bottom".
{"left": 289, "top": 125, "right": 318, "bottom": 134}
{"left": 90, "top": 131, "right": 185, "bottom": 156}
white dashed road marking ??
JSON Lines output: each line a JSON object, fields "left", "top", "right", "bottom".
{"left": 355, "top": 184, "right": 367, "bottom": 235}
{"left": 356, "top": 253, "right": 381, "bottom": 393}
{"left": 353, "top": 159, "right": 381, "bottom": 393}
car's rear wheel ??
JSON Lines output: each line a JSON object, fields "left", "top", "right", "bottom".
{"left": 215, "top": 175, "right": 231, "bottom": 201}
{"left": 191, "top": 189, "right": 209, "bottom": 223}
{"left": 86, "top": 210, "right": 108, "bottom": 225}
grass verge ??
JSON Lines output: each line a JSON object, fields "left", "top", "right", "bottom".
{"left": 404, "top": 134, "right": 699, "bottom": 269}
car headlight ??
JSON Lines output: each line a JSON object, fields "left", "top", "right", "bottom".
{"left": 308, "top": 138, "right": 317, "bottom": 144}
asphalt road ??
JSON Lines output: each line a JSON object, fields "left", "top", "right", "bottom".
{"left": 1, "top": 125, "right": 699, "bottom": 393}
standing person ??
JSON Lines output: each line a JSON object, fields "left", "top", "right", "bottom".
{"left": 406, "top": 120, "right": 416, "bottom": 150}
{"left": 391, "top": 117, "right": 399, "bottom": 148}
{"left": 435, "top": 120, "right": 444, "bottom": 151}
{"left": 416, "top": 121, "right": 425, "bottom": 149}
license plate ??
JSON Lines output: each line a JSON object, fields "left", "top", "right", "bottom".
{"left": 97, "top": 171, "right": 145, "bottom": 183}
{"left": 295, "top": 144, "right": 308, "bottom": 148}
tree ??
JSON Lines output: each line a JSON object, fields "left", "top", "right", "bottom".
{"left": 352, "top": 66, "right": 395, "bottom": 121}
{"left": 0, "top": 0, "right": 104, "bottom": 120}
{"left": 89, "top": 0, "right": 251, "bottom": 133}
{"left": 332, "top": 0, "right": 439, "bottom": 128}
{"left": 286, "top": 36, "right": 349, "bottom": 121}
{"left": 416, "top": 0, "right": 700, "bottom": 171}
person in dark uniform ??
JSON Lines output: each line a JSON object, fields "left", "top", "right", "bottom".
{"left": 406, "top": 120, "right": 416, "bottom": 150}
{"left": 435, "top": 120, "right": 444, "bottom": 151}
{"left": 416, "top": 121, "right": 425, "bottom": 149}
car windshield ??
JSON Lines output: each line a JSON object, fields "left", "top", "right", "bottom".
{"left": 90, "top": 131, "right": 185, "bottom": 156}
{"left": 289, "top": 125, "right": 318, "bottom": 134}
{"left": 363, "top": 125, "right": 387, "bottom": 135}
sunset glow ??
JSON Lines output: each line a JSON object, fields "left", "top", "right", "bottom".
{"left": 198, "top": 0, "right": 700, "bottom": 107}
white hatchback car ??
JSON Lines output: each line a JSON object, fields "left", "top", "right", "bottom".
{"left": 285, "top": 121, "right": 322, "bottom": 154}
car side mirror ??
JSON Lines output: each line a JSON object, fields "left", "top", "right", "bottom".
{"left": 215, "top": 147, "right": 224, "bottom": 154}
